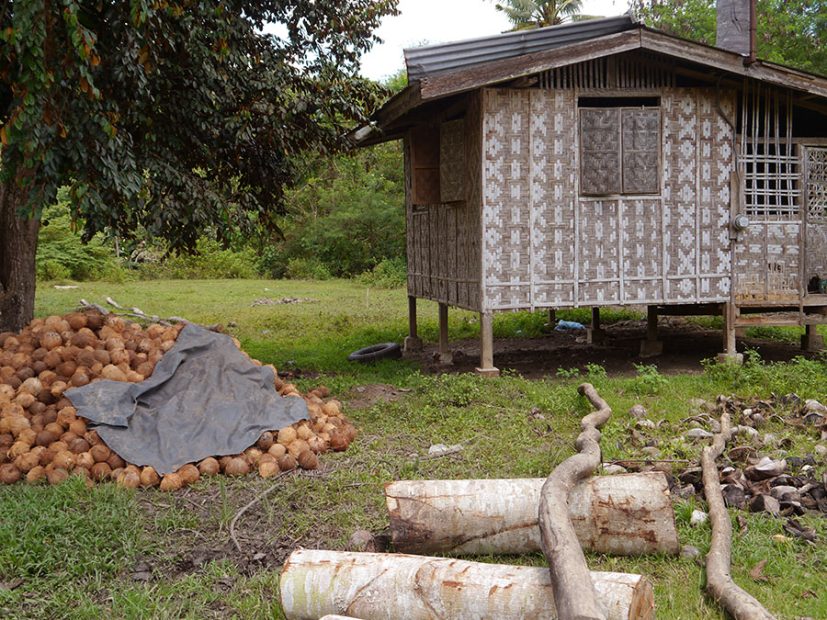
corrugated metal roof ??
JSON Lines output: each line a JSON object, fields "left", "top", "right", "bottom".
{"left": 404, "top": 15, "right": 637, "bottom": 81}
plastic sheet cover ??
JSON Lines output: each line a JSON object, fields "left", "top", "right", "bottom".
{"left": 67, "top": 324, "right": 306, "bottom": 474}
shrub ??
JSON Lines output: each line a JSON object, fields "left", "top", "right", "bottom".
{"left": 285, "top": 257, "right": 332, "bottom": 280}
{"left": 135, "top": 239, "right": 257, "bottom": 280}
{"left": 36, "top": 194, "right": 126, "bottom": 282}
{"left": 359, "top": 257, "right": 407, "bottom": 288}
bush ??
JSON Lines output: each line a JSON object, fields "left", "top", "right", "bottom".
{"left": 359, "top": 257, "right": 407, "bottom": 288}
{"left": 257, "top": 245, "right": 289, "bottom": 279}
{"left": 285, "top": 257, "right": 332, "bottom": 280}
{"left": 135, "top": 239, "right": 257, "bottom": 280}
{"left": 36, "top": 194, "right": 127, "bottom": 282}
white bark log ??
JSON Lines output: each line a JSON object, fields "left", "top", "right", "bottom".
{"left": 385, "top": 472, "right": 679, "bottom": 557}
{"left": 280, "top": 550, "right": 654, "bottom": 620}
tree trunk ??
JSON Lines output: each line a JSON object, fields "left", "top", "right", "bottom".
{"left": 279, "top": 550, "right": 654, "bottom": 620}
{"left": 0, "top": 180, "right": 40, "bottom": 333}
{"left": 385, "top": 472, "right": 680, "bottom": 557}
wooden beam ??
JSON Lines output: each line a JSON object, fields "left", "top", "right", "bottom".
{"left": 420, "top": 30, "right": 642, "bottom": 100}
{"left": 640, "top": 29, "right": 827, "bottom": 99}
{"left": 374, "top": 82, "right": 423, "bottom": 129}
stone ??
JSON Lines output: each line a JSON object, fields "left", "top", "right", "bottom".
{"left": 686, "top": 428, "right": 714, "bottom": 440}
{"left": 814, "top": 444, "right": 827, "bottom": 459}
{"left": 640, "top": 446, "right": 661, "bottom": 458}
{"left": 734, "top": 425, "right": 758, "bottom": 438}
{"left": 636, "top": 419, "right": 656, "bottom": 429}
{"left": 349, "top": 529, "right": 378, "bottom": 552}
{"left": 690, "top": 509, "right": 708, "bottom": 527}
{"left": 680, "top": 545, "right": 702, "bottom": 563}
{"left": 601, "top": 463, "right": 627, "bottom": 475}
{"left": 428, "top": 443, "right": 463, "bottom": 457}
{"left": 629, "top": 404, "right": 647, "bottom": 419}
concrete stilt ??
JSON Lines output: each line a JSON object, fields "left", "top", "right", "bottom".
{"left": 403, "top": 295, "right": 423, "bottom": 352}
{"left": 639, "top": 305, "right": 663, "bottom": 357}
{"left": 476, "top": 312, "right": 499, "bottom": 377}
{"left": 437, "top": 303, "right": 453, "bottom": 365}
{"left": 717, "top": 302, "right": 744, "bottom": 364}
{"left": 587, "top": 307, "right": 606, "bottom": 344}
{"left": 801, "top": 324, "right": 825, "bottom": 352}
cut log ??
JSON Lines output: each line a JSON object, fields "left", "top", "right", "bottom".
{"left": 279, "top": 550, "right": 654, "bottom": 620}
{"left": 702, "top": 410, "right": 777, "bottom": 620}
{"left": 385, "top": 472, "right": 680, "bottom": 556}
{"left": 539, "top": 382, "right": 613, "bottom": 620}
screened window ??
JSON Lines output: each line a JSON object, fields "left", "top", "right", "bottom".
{"left": 579, "top": 106, "right": 661, "bottom": 196}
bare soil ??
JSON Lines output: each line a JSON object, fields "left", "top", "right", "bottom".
{"left": 410, "top": 318, "right": 816, "bottom": 378}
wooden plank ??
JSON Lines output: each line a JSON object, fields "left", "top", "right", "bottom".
{"left": 420, "top": 30, "right": 641, "bottom": 101}
{"left": 640, "top": 29, "right": 827, "bottom": 99}
{"left": 374, "top": 82, "right": 422, "bottom": 128}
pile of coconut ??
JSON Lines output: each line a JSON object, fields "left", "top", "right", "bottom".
{"left": 0, "top": 311, "right": 355, "bottom": 490}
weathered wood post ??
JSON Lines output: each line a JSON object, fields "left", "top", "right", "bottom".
{"left": 404, "top": 295, "right": 423, "bottom": 352}
{"left": 639, "top": 306, "right": 663, "bottom": 357}
{"left": 548, "top": 308, "right": 557, "bottom": 327}
{"left": 717, "top": 302, "right": 744, "bottom": 364}
{"left": 801, "top": 324, "right": 825, "bottom": 352}
{"left": 476, "top": 312, "right": 499, "bottom": 377}
{"left": 587, "top": 307, "right": 605, "bottom": 344}
{"left": 437, "top": 302, "right": 452, "bottom": 364}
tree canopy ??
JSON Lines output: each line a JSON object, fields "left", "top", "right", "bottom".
{"left": 633, "top": 0, "right": 827, "bottom": 76}
{"left": 0, "top": 0, "right": 398, "bottom": 330}
{"left": 494, "top": 0, "right": 584, "bottom": 29}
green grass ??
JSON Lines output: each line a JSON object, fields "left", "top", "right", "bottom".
{"left": 0, "top": 279, "right": 823, "bottom": 619}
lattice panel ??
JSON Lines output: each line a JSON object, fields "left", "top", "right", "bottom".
{"left": 578, "top": 200, "right": 621, "bottom": 304}
{"left": 483, "top": 89, "right": 532, "bottom": 310}
{"left": 440, "top": 119, "right": 466, "bottom": 203}
{"left": 532, "top": 89, "right": 577, "bottom": 307}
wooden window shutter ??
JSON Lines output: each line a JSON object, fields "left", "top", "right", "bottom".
{"left": 622, "top": 109, "right": 660, "bottom": 194}
{"left": 580, "top": 109, "right": 621, "bottom": 195}
{"left": 411, "top": 125, "right": 441, "bottom": 205}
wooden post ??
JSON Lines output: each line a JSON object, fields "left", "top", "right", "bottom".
{"left": 587, "top": 307, "right": 605, "bottom": 344}
{"left": 717, "top": 303, "right": 743, "bottom": 364}
{"left": 403, "top": 296, "right": 422, "bottom": 352}
{"left": 639, "top": 306, "right": 663, "bottom": 358}
{"left": 548, "top": 308, "right": 557, "bottom": 327}
{"left": 476, "top": 312, "right": 499, "bottom": 377}
{"left": 801, "top": 324, "right": 825, "bottom": 352}
{"left": 437, "top": 302, "right": 452, "bottom": 364}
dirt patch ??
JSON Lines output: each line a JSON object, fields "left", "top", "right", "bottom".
{"left": 409, "top": 318, "right": 816, "bottom": 378}
{"left": 343, "top": 384, "right": 411, "bottom": 410}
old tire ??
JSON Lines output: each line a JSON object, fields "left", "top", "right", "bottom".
{"left": 348, "top": 343, "right": 402, "bottom": 363}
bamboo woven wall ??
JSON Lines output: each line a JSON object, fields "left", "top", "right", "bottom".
{"left": 805, "top": 146, "right": 827, "bottom": 283}
{"left": 405, "top": 93, "right": 482, "bottom": 311}
{"left": 480, "top": 85, "right": 737, "bottom": 312}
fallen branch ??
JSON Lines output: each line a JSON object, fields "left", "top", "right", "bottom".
{"left": 229, "top": 471, "right": 292, "bottom": 552}
{"left": 385, "top": 472, "right": 680, "bottom": 556}
{"left": 539, "top": 382, "right": 613, "bottom": 620}
{"left": 279, "top": 550, "right": 654, "bottom": 620}
{"left": 702, "top": 410, "right": 777, "bottom": 620}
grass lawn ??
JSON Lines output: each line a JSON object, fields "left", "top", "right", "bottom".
{"left": 1, "top": 279, "right": 825, "bottom": 619}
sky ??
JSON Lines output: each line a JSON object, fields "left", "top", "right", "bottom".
{"left": 360, "top": 0, "right": 631, "bottom": 82}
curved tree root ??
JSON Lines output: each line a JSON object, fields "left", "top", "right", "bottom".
{"left": 539, "top": 383, "right": 614, "bottom": 620}
{"left": 702, "top": 410, "right": 777, "bottom": 620}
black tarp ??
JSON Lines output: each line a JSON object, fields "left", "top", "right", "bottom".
{"left": 66, "top": 323, "right": 306, "bottom": 474}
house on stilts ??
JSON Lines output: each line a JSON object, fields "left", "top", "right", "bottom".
{"left": 354, "top": 3, "right": 827, "bottom": 376}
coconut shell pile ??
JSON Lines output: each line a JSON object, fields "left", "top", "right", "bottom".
{"left": 0, "top": 310, "right": 356, "bottom": 490}
{"left": 620, "top": 394, "right": 826, "bottom": 541}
